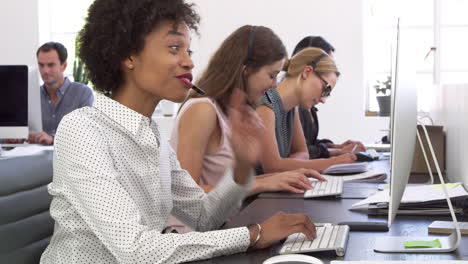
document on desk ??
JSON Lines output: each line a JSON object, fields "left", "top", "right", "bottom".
{"left": 351, "top": 183, "right": 468, "bottom": 208}
{"left": 1, "top": 145, "right": 54, "bottom": 158}
{"left": 322, "top": 163, "right": 369, "bottom": 175}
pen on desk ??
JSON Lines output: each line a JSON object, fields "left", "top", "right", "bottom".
{"left": 191, "top": 84, "right": 206, "bottom": 95}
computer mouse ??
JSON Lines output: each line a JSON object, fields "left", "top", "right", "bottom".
{"left": 355, "top": 152, "right": 374, "bottom": 162}
{"left": 263, "top": 254, "right": 324, "bottom": 264}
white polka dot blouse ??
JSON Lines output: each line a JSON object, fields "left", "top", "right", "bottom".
{"left": 40, "top": 94, "right": 251, "bottom": 264}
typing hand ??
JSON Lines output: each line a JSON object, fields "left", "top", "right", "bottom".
{"left": 295, "top": 168, "right": 326, "bottom": 181}
{"left": 340, "top": 140, "right": 366, "bottom": 151}
{"left": 28, "top": 132, "right": 54, "bottom": 145}
{"left": 332, "top": 152, "right": 357, "bottom": 164}
{"left": 260, "top": 170, "right": 314, "bottom": 194}
{"left": 341, "top": 143, "right": 365, "bottom": 153}
{"left": 249, "top": 212, "right": 316, "bottom": 249}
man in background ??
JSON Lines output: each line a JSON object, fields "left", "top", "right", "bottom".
{"left": 29, "top": 41, "right": 93, "bottom": 145}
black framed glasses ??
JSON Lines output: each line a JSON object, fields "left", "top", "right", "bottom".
{"left": 315, "top": 72, "right": 332, "bottom": 98}
{"left": 306, "top": 53, "right": 332, "bottom": 98}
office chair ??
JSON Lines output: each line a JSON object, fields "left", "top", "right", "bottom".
{"left": 0, "top": 151, "right": 54, "bottom": 263}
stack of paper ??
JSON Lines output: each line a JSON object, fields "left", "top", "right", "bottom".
{"left": 322, "top": 163, "right": 369, "bottom": 175}
{"left": 351, "top": 183, "right": 468, "bottom": 208}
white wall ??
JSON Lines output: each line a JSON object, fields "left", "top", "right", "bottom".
{"left": 437, "top": 84, "right": 468, "bottom": 188}
{"left": 190, "top": 0, "right": 389, "bottom": 144}
{"left": 1, "top": 0, "right": 42, "bottom": 132}
{"left": 1, "top": 0, "right": 390, "bottom": 141}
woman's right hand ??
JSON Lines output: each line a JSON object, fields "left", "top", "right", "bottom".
{"left": 248, "top": 212, "right": 317, "bottom": 249}
{"left": 332, "top": 152, "right": 357, "bottom": 164}
{"left": 341, "top": 143, "right": 366, "bottom": 153}
{"left": 259, "top": 168, "right": 326, "bottom": 194}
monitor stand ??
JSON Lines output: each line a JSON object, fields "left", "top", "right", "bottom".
{"left": 374, "top": 123, "right": 462, "bottom": 253}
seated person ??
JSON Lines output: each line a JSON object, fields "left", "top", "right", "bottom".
{"left": 256, "top": 47, "right": 356, "bottom": 174}
{"left": 293, "top": 36, "right": 365, "bottom": 159}
{"left": 40, "top": 1, "right": 316, "bottom": 263}
{"left": 5, "top": 42, "right": 94, "bottom": 145}
{"left": 167, "top": 25, "right": 324, "bottom": 233}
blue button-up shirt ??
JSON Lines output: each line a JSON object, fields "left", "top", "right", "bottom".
{"left": 40, "top": 77, "right": 94, "bottom": 136}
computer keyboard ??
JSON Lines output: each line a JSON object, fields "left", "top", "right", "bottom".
{"left": 305, "top": 176, "right": 343, "bottom": 198}
{"left": 280, "top": 224, "right": 350, "bottom": 256}
{"left": 366, "top": 149, "right": 380, "bottom": 159}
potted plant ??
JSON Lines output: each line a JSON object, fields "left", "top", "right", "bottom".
{"left": 373, "top": 75, "right": 391, "bottom": 116}
{"left": 72, "top": 35, "right": 89, "bottom": 86}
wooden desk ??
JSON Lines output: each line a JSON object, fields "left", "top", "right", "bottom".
{"left": 190, "top": 198, "right": 467, "bottom": 263}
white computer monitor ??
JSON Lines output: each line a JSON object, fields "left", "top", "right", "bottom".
{"left": 374, "top": 18, "right": 461, "bottom": 253}
{"left": 0, "top": 65, "right": 29, "bottom": 139}
{"left": 386, "top": 18, "right": 418, "bottom": 229}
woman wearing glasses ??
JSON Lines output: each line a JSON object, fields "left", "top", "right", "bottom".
{"left": 256, "top": 47, "right": 357, "bottom": 174}
{"left": 294, "top": 36, "right": 366, "bottom": 160}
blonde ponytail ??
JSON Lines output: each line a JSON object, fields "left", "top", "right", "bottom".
{"left": 284, "top": 47, "right": 339, "bottom": 78}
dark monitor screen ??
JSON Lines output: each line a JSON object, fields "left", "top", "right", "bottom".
{"left": 0, "top": 65, "right": 28, "bottom": 126}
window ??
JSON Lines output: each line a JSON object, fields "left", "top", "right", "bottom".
{"left": 364, "top": 0, "right": 468, "bottom": 114}
{"left": 39, "top": 0, "right": 94, "bottom": 78}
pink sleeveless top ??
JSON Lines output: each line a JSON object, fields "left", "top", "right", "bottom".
{"left": 170, "top": 97, "right": 234, "bottom": 185}
{"left": 166, "top": 97, "right": 234, "bottom": 233}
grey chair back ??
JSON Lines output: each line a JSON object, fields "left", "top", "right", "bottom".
{"left": 0, "top": 151, "right": 54, "bottom": 264}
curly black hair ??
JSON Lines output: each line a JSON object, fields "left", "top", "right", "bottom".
{"left": 78, "top": 0, "right": 200, "bottom": 95}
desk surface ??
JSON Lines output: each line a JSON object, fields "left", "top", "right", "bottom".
{"left": 191, "top": 198, "right": 468, "bottom": 263}
{"left": 189, "top": 159, "right": 467, "bottom": 263}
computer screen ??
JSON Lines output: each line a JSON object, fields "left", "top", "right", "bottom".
{"left": 386, "top": 18, "right": 418, "bottom": 228}
{"left": 375, "top": 18, "right": 461, "bottom": 254}
{"left": 0, "top": 65, "right": 29, "bottom": 138}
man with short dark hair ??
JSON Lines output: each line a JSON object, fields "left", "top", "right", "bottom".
{"left": 30, "top": 41, "right": 93, "bottom": 145}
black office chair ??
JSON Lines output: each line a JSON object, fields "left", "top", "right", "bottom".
{"left": 0, "top": 151, "right": 54, "bottom": 264}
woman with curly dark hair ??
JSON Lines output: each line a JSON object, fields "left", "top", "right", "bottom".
{"left": 40, "top": 0, "right": 316, "bottom": 263}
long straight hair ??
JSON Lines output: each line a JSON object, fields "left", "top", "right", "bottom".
{"left": 182, "top": 25, "right": 287, "bottom": 115}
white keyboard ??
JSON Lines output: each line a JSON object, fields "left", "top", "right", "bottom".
{"left": 366, "top": 149, "right": 380, "bottom": 159}
{"left": 304, "top": 177, "right": 343, "bottom": 198}
{"left": 280, "top": 224, "right": 350, "bottom": 256}
{"left": 331, "top": 261, "right": 468, "bottom": 264}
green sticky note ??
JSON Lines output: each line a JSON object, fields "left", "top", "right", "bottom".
{"left": 431, "top": 183, "right": 461, "bottom": 190}
{"left": 403, "top": 239, "right": 442, "bottom": 248}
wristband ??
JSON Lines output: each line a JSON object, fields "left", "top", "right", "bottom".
{"left": 252, "top": 223, "right": 262, "bottom": 247}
